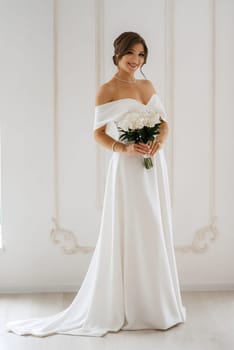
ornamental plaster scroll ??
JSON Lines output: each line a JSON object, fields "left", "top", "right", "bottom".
{"left": 175, "top": 216, "right": 218, "bottom": 253}
{"left": 50, "top": 218, "right": 94, "bottom": 255}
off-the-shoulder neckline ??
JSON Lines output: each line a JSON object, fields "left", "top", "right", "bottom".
{"left": 95, "top": 93, "right": 158, "bottom": 108}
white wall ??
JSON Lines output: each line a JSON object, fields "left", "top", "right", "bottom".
{"left": 172, "top": 0, "right": 234, "bottom": 288}
{"left": 0, "top": 0, "right": 233, "bottom": 292}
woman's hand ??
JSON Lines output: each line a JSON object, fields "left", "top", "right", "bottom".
{"left": 147, "top": 140, "right": 164, "bottom": 156}
{"left": 147, "top": 121, "right": 169, "bottom": 156}
{"left": 124, "top": 143, "right": 150, "bottom": 156}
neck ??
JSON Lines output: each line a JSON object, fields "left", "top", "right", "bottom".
{"left": 115, "top": 71, "right": 135, "bottom": 82}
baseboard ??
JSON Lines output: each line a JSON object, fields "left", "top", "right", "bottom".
{"left": 0, "top": 282, "right": 234, "bottom": 294}
{"left": 181, "top": 282, "right": 234, "bottom": 291}
{"left": 0, "top": 284, "right": 80, "bottom": 294}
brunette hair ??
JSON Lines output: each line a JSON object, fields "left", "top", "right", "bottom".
{"left": 112, "top": 31, "right": 148, "bottom": 79}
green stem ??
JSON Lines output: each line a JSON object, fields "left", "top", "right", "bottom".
{"left": 143, "top": 157, "right": 153, "bottom": 169}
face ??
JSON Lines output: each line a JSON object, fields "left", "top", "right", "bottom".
{"left": 117, "top": 43, "right": 145, "bottom": 74}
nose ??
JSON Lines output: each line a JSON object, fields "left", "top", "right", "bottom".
{"left": 131, "top": 53, "right": 139, "bottom": 64}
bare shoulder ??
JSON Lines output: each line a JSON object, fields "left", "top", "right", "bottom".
{"left": 138, "top": 79, "right": 157, "bottom": 95}
{"left": 95, "top": 81, "right": 116, "bottom": 106}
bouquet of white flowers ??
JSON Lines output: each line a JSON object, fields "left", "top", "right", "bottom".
{"left": 117, "top": 109, "right": 162, "bottom": 169}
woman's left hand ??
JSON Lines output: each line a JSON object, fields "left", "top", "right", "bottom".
{"left": 147, "top": 121, "right": 168, "bottom": 156}
{"left": 147, "top": 139, "right": 164, "bottom": 156}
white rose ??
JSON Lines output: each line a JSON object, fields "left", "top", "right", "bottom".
{"left": 134, "top": 118, "right": 145, "bottom": 129}
{"left": 126, "top": 112, "right": 139, "bottom": 122}
{"left": 144, "top": 117, "right": 155, "bottom": 127}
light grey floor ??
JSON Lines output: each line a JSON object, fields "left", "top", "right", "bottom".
{"left": 0, "top": 291, "right": 234, "bottom": 350}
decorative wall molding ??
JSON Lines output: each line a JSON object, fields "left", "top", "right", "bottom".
{"left": 174, "top": 0, "right": 219, "bottom": 253}
{"left": 164, "top": 0, "right": 175, "bottom": 208}
{"left": 50, "top": 0, "right": 94, "bottom": 255}
{"left": 0, "top": 131, "right": 3, "bottom": 251}
{"left": 50, "top": 218, "right": 94, "bottom": 255}
{"left": 52, "top": 0, "right": 59, "bottom": 224}
{"left": 176, "top": 216, "right": 218, "bottom": 253}
{"left": 95, "top": 0, "right": 105, "bottom": 210}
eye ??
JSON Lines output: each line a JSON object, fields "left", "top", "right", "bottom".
{"left": 126, "top": 50, "right": 133, "bottom": 54}
{"left": 139, "top": 53, "right": 145, "bottom": 57}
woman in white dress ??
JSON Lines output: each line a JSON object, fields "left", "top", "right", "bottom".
{"left": 6, "top": 31, "right": 186, "bottom": 337}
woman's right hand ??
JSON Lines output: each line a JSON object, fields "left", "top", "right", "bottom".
{"left": 123, "top": 143, "right": 150, "bottom": 156}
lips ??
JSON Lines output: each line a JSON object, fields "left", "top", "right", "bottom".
{"left": 128, "top": 63, "right": 138, "bottom": 69}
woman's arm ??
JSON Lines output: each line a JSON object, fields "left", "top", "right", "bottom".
{"left": 93, "top": 126, "right": 125, "bottom": 152}
{"left": 157, "top": 121, "right": 169, "bottom": 144}
{"left": 94, "top": 84, "right": 126, "bottom": 152}
{"left": 94, "top": 126, "right": 150, "bottom": 155}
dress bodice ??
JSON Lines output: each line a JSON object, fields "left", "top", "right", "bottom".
{"left": 93, "top": 94, "right": 169, "bottom": 141}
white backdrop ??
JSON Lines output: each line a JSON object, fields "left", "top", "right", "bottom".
{"left": 0, "top": 0, "right": 233, "bottom": 292}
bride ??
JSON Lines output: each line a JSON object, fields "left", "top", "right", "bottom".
{"left": 6, "top": 31, "right": 186, "bottom": 337}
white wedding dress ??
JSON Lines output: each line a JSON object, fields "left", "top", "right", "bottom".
{"left": 6, "top": 94, "right": 186, "bottom": 337}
